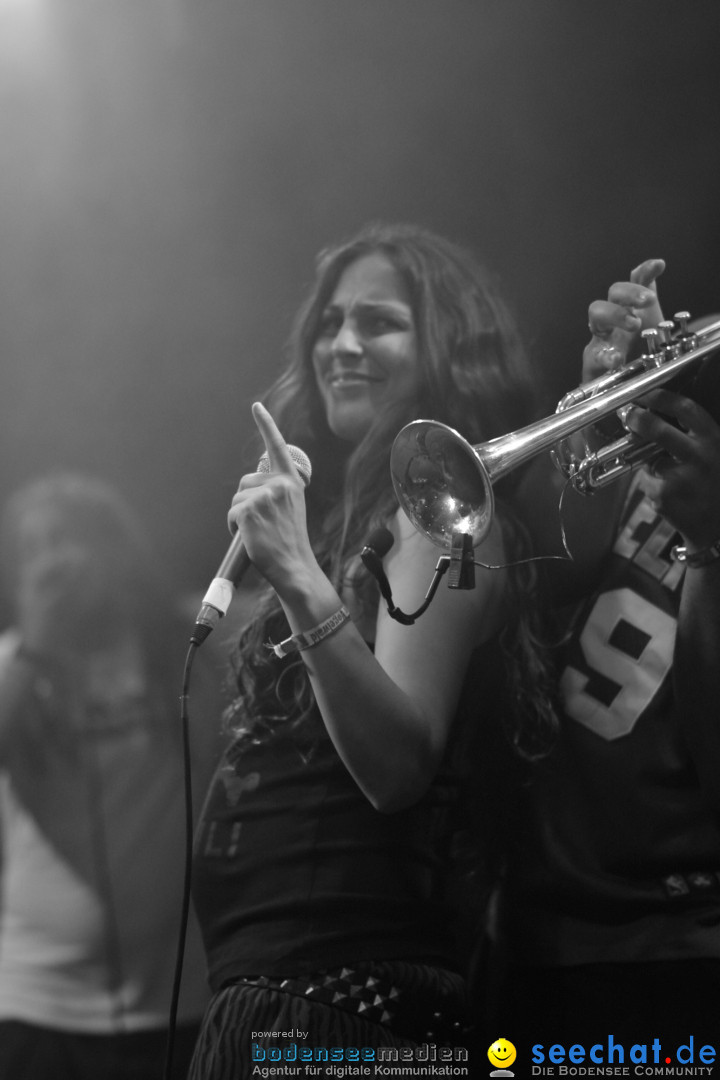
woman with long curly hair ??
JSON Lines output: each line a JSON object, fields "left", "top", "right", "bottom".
{"left": 189, "top": 222, "right": 553, "bottom": 1076}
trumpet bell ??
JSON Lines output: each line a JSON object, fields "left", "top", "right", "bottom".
{"left": 390, "top": 420, "right": 494, "bottom": 549}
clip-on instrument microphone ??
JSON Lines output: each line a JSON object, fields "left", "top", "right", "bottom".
{"left": 360, "top": 527, "right": 474, "bottom": 626}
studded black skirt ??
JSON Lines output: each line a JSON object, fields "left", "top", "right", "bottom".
{"left": 187, "top": 960, "right": 469, "bottom": 1079}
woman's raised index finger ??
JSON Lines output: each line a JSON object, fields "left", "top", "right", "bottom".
{"left": 251, "top": 401, "right": 297, "bottom": 475}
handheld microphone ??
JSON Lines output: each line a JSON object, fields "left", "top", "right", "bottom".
{"left": 192, "top": 445, "right": 312, "bottom": 645}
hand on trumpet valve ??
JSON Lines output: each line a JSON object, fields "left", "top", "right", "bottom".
{"left": 583, "top": 258, "right": 666, "bottom": 383}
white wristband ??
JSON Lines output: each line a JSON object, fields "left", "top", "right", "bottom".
{"left": 269, "top": 605, "right": 351, "bottom": 659}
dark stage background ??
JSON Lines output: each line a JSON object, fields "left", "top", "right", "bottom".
{"left": 1, "top": 0, "right": 719, "bottom": 608}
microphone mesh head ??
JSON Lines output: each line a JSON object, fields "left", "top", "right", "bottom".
{"left": 257, "top": 445, "right": 312, "bottom": 486}
{"left": 365, "top": 526, "right": 394, "bottom": 557}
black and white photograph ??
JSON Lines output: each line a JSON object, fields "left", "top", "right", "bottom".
{"left": 1, "top": 4, "right": 719, "bottom": 1078}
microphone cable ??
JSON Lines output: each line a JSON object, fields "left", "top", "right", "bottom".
{"left": 167, "top": 440, "right": 312, "bottom": 1073}
{"left": 162, "top": 639, "right": 198, "bottom": 1080}
{"left": 360, "top": 528, "right": 451, "bottom": 625}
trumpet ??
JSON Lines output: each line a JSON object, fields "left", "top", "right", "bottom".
{"left": 390, "top": 313, "right": 720, "bottom": 550}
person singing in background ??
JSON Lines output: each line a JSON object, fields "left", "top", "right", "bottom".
{"left": 188, "top": 222, "right": 558, "bottom": 1077}
{"left": 494, "top": 261, "right": 720, "bottom": 1045}
{"left": 0, "top": 472, "right": 223, "bottom": 1080}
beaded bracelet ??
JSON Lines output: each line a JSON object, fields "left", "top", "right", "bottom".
{"left": 269, "top": 605, "right": 351, "bottom": 659}
{"left": 671, "top": 539, "right": 720, "bottom": 569}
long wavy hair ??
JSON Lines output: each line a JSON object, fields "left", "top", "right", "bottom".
{"left": 226, "top": 222, "right": 556, "bottom": 756}
{"left": 0, "top": 471, "right": 184, "bottom": 727}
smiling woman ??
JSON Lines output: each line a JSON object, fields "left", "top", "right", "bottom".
{"left": 188, "top": 222, "right": 556, "bottom": 1078}
{"left": 311, "top": 253, "right": 419, "bottom": 444}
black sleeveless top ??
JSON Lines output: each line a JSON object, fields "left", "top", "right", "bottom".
{"left": 192, "top": 715, "right": 462, "bottom": 989}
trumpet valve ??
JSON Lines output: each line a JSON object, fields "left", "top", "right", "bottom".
{"left": 658, "top": 320, "right": 675, "bottom": 343}
{"left": 658, "top": 320, "right": 680, "bottom": 358}
{"left": 673, "top": 311, "right": 697, "bottom": 353}
{"left": 641, "top": 328, "right": 661, "bottom": 365}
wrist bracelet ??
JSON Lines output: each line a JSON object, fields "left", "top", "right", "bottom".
{"left": 671, "top": 539, "right": 720, "bottom": 568}
{"left": 268, "top": 605, "right": 351, "bottom": 659}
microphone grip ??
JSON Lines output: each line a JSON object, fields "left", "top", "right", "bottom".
{"left": 192, "top": 533, "right": 251, "bottom": 645}
{"left": 199, "top": 548, "right": 250, "bottom": 617}
{"left": 201, "top": 534, "right": 251, "bottom": 617}
{"left": 215, "top": 529, "right": 251, "bottom": 584}
{"left": 192, "top": 442, "right": 312, "bottom": 646}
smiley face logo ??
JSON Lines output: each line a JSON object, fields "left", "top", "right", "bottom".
{"left": 488, "top": 1038, "right": 517, "bottom": 1071}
